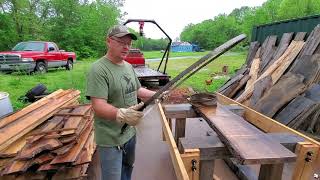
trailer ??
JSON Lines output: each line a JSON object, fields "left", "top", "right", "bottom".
{"left": 123, "top": 19, "right": 171, "bottom": 87}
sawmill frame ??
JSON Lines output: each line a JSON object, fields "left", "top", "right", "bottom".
{"left": 157, "top": 93, "right": 320, "bottom": 180}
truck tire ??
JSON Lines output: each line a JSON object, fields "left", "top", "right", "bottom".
{"left": 25, "top": 84, "right": 47, "bottom": 102}
{"left": 35, "top": 61, "right": 47, "bottom": 73}
{"left": 66, "top": 60, "right": 73, "bottom": 70}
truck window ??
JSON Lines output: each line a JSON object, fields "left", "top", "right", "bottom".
{"left": 12, "top": 42, "right": 45, "bottom": 51}
{"left": 47, "top": 43, "right": 58, "bottom": 52}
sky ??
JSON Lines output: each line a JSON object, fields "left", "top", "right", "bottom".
{"left": 121, "top": 0, "right": 267, "bottom": 40}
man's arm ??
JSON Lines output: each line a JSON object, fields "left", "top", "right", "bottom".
{"left": 91, "top": 97, "right": 118, "bottom": 121}
{"left": 137, "top": 87, "right": 156, "bottom": 102}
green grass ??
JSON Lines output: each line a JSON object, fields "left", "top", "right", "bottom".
{"left": 0, "top": 59, "right": 95, "bottom": 110}
{"left": 147, "top": 52, "right": 246, "bottom": 92}
{"left": 0, "top": 52, "right": 246, "bottom": 111}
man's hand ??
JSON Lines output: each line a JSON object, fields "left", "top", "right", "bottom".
{"left": 116, "top": 102, "right": 144, "bottom": 126}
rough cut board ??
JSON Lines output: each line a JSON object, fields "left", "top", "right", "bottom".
{"left": 275, "top": 96, "right": 316, "bottom": 125}
{"left": 290, "top": 54, "right": 320, "bottom": 86}
{"left": 0, "top": 90, "right": 80, "bottom": 151}
{"left": 60, "top": 105, "right": 92, "bottom": 136}
{"left": 50, "top": 122, "right": 93, "bottom": 165}
{"left": 236, "top": 40, "right": 304, "bottom": 103}
{"left": 259, "top": 35, "right": 277, "bottom": 73}
{"left": 245, "top": 41, "right": 260, "bottom": 66}
{"left": 249, "top": 75, "right": 272, "bottom": 107}
{"left": 195, "top": 104, "right": 296, "bottom": 165}
{"left": 245, "top": 58, "right": 260, "bottom": 90}
{"left": 254, "top": 72, "right": 306, "bottom": 118}
{"left": 261, "top": 33, "right": 294, "bottom": 73}
{"left": 0, "top": 89, "right": 65, "bottom": 129}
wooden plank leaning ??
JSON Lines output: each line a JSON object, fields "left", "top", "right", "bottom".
{"left": 236, "top": 40, "right": 305, "bottom": 103}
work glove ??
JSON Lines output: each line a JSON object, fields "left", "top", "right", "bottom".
{"left": 116, "top": 102, "right": 144, "bottom": 126}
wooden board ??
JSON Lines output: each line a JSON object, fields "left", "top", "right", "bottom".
{"left": 0, "top": 131, "right": 34, "bottom": 158}
{"left": 52, "top": 163, "right": 89, "bottom": 180}
{"left": 16, "top": 138, "right": 62, "bottom": 160}
{"left": 294, "top": 32, "right": 307, "bottom": 41}
{"left": 305, "top": 83, "right": 320, "bottom": 102}
{"left": 270, "top": 41, "right": 305, "bottom": 84}
{"left": 259, "top": 36, "right": 277, "bottom": 73}
{"left": 196, "top": 104, "right": 296, "bottom": 165}
{"left": 216, "top": 93, "right": 320, "bottom": 177}
{"left": 218, "top": 67, "right": 247, "bottom": 93}
{"left": 249, "top": 75, "right": 272, "bottom": 107}
{"left": 236, "top": 40, "right": 304, "bottom": 103}
{"left": 73, "top": 132, "right": 95, "bottom": 166}
{"left": 219, "top": 74, "right": 244, "bottom": 97}
{"left": 60, "top": 105, "right": 92, "bottom": 136}
{"left": 254, "top": 73, "right": 306, "bottom": 118}
{"left": 0, "top": 89, "right": 64, "bottom": 129}
{"left": 290, "top": 54, "right": 320, "bottom": 86}
{"left": 245, "top": 41, "right": 260, "bottom": 66}
{"left": 52, "top": 141, "right": 76, "bottom": 155}
{"left": 26, "top": 113, "right": 67, "bottom": 144}
{"left": 0, "top": 90, "right": 80, "bottom": 151}
{"left": 297, "top": 25, "right": 320, "bottom": 58}
{"left": 50, "top": 122, "right": 93, "bottom": 164}
{"left": 2, "top": 154, "right": 54, "bottom": 175}
{"left": 245, "top": 58, "right": 260, "bottom": 91}
{"left": 261, "top": 33, "right": 294, "bottom": 73}
{"left": 289, "top": 104, "right": 320, "bottom": 129}
{"left": 275, "top": 96, "right": 316, "bottom": 125}
{"left": 157, "top": 102, "right": 190, "bottom": 180}
{"left": 228, "top": 74, "right": 250, "bottom": 99}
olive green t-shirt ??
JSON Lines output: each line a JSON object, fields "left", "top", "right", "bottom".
{"left": 86, "top": 57, "right": 141, "bottom": 147}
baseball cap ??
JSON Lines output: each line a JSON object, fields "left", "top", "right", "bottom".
{"left": 107, "top": 25, "right": 137, "bottom": 40}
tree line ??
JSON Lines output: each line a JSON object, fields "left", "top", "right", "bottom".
{"left": 180, "top": 0, "right": 320, "bottom": 50}
{"left": 1, "top": 0, "right": 320, "bottom": 58}
{"left": 0, "top": 0, "right": 122, "bottom": 58}
{"left": 0, "top": 0, "right": 169, "bottom": 58}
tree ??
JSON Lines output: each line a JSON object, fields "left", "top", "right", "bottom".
{"left": 278, "top": 0, "right": 320, "bottom": 19}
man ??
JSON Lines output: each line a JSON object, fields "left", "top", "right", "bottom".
{"left": 86, "top": 25, "right": 156, "bottom": 180}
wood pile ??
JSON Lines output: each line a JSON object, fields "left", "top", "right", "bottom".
{"left": 0, "top": 89, "right": 96, "bottom": 179}
{"left": 218, "top": 25, "right": 320, "bottom": 138}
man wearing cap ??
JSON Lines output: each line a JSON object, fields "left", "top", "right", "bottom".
{"left": 86, "top": 25, "right": 156, "bottom": 180}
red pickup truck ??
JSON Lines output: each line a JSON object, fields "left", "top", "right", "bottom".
{"left": 0, "top": 41, "right": 76, "bottom": 73}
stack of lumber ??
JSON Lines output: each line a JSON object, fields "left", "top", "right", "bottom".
{"left": 218, "top": 25, "right": 320, "bottom": 138}
{"left": 0, "top": 89, "right": 96, "bottom": 179}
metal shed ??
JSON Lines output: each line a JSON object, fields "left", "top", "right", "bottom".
{"left": 251, "top": 14, "right": 320, "bottom": 44}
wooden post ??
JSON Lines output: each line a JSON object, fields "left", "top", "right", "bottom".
{"left": 200, "top": 160, "right": 215, "bottom": 180}
{"left": 258, "top": 163, "right": 284, "bottom": 180}
{"left": 292, "top": 142, "right": 319, "bottom": 180}
{"left": 162, "top": 104, "right": 197, "bottom": 142}
{"left": 175, "top": 118, "right": 186, "bottom": 144}
{"left": 181, "top": 149, "right": 200, "bottom": 180}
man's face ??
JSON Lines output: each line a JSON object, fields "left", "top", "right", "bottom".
{"left": 107, "top": 35, "right": 132, "bottom": 59}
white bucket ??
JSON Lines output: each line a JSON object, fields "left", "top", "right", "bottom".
{"left": 0, "top": 92, "right": 13, "bottom": 118}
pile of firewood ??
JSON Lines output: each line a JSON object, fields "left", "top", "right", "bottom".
{"left": 218, "top": 25, "right": 320, "bottom": 139}
{"left": 0, "top": 89, "right": 96, "bottom": 179}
